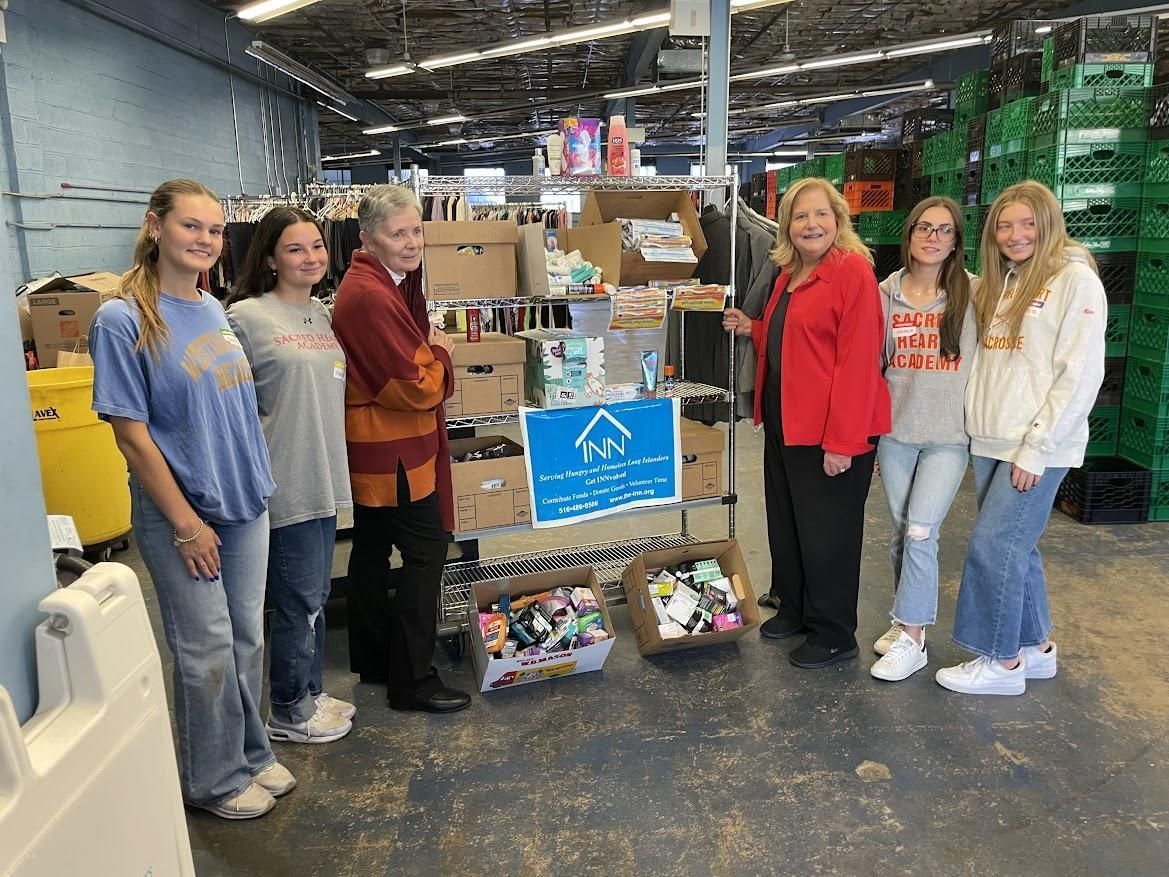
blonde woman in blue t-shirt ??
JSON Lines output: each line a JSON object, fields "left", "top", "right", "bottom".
{"left": 90, "top": 179, "right": 290, "bottom": 820}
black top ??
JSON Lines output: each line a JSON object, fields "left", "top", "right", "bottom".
{"left": 766, "top": 288, "right": 793, "bottom": 389}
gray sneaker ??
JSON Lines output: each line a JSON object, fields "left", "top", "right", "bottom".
{"left": 266, "top": 705, "right": 352, "bottom": 744}
{"left": 193, "top": 783, "right": 276, "bottom": 820}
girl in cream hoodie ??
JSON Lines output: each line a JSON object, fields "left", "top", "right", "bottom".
{"left": 936, "top": 181, "right": 1106, "bottom": 696}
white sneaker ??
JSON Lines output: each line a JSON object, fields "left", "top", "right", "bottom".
{"left": 316, "top": 692, "right": 357, "bottom": 720}
{"left": 253, "top": 761, "right": 297, "bottom": 797}
{"left": 870, "top": 631, "right": 928, "bottom": 681}
{"left": 935, "top": 655, "right": 1026, "bottom": 695}
{"left": 266, "top": 705, "right": 353, "bottom": 744}
{"left": 193, "top": 782, "right": 276, "bottom": 820}
{"left": 873, "top": 623, "right": 902, "bottom": 656}
{"left": 1022, "top": 642, "right": 1057, "bottom": 679}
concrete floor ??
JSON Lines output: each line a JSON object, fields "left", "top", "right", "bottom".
{"left": 115, "top": 423, "right": 1169, "bottom": 876}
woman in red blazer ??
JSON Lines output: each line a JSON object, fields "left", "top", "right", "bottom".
{"left": 724, "top": 177, "right": 891, "bottom": 668}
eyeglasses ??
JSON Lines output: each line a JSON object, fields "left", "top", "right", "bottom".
{"left": 911, "top": 221, "right": 957, "bottom": 241}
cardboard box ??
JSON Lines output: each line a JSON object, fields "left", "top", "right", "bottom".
{"left": 449, "top": 435, "right": 530, "bottom": 533}
{"left": 14, "top": 293, "right": 37, "bottom": 369}
{"left": 423, "top": 221, "right": 517, "bottom": 300}
{"left": 572, "top": 190, "right": 708, "bottom": 286}
{"left": 467, "top": 566, "right": 616, "bottom": 692}
{"left": 25, "top": 273, "right": 121, "bottom": 367}
{"left": 621, "top": 539, "right": 760, "bottom": 655}
{"left": 680, "top": 418, "right": 724, "bottom": 500}
{"left": 448, "top": 332, "right": 525, "bottom": 417}
{"left": 517, "top": 328, "right": 605, "bottom": 409}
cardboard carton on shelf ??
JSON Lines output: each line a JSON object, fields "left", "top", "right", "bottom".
{"left": 423, "top": 220, "right": 517, "bottom": 300}
{"left": 680, "top": 418, "right": 724, "bottom": 501}
{"left": 621, "top": 539, "right": 760, "bottom": 656}
{"left": 23, "top": 272, "right": 121, "bottom": 368}
{"left": 447, "top": 332, "right": 526, "bottom": 418}
{"left": 517, "top": 328, "right": 605, "bottom": 409}
{"left": 449, "top": 435, "right": 530, "bottom": 534}
{"left": 467, "top": 565, "right": 616, "bottom": 692}
{"left": 515, "top": 222, "right": 610, "bottom": 297}
{"left": 568, "top": 190, "right": 708, "bottom": 287}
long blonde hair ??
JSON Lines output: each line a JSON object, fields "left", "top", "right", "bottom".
{"left": 770, "top": 177, "right": 873, "bottom": 273}
{"left": 977, "top": 180, "right": 1097, "bottom": 338}
{"left": 119, "top": 179, "right": 219, "bottom": 355}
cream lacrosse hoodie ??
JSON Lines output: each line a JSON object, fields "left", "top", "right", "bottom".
{"left": 965, "top": 247, "right": 1107, "bottom": 475}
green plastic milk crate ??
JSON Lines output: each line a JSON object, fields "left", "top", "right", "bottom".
{"left": 1118, "top": 394, "right": 1169, "bottom": 469}
{"left": 1032, "top": 87, "right": 1151, "bottom": 137}
{"left": 1029, "top": 141, "right": 1148, "bottom": 198}
{"left": 1087, "top": 405, "right": 1121, "bottom": 457}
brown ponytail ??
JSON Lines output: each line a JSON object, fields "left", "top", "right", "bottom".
{"left": 119, "top": 178, "right": 219, "bottom": 356}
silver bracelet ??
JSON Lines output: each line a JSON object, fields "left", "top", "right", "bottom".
{"left": 173, "top": 519, "right": 205, "bottom": 547}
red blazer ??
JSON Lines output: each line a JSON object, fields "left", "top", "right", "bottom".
{"left": 751, "top": 248, "right": 891, "bottom": 456}
{"left": 332, "top": 250, "right": 455, "bottom": 531}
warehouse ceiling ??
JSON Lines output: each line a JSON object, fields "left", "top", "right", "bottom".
{"left": 212, "top": 0, "right": 1090, "bottom": 163}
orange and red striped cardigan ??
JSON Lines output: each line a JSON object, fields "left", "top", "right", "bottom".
{"left": 332, "top": 250, "right": 455, "bottom": 531}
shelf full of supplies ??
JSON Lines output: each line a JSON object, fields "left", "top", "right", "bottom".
{"left": 413, "top": 171, "right": 741, "bottom": 638}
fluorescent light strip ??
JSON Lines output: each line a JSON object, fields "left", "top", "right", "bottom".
{"left": 238, "top": 0, "right": 322, "bottom": 23}
{"left": 376, "top": 2, "right": 792, "bottom": 77}
{"left": 426, "top": 115, "right": 467, "bottom": 126}
{"left": 246, "top": 47, "right": 343, "bottom": 102}
{"left": 414, "top": 128, "right": 559, "bottom": 150}
{"left": 363, "top": 123, "right": 399, "bottom": 135}
{"left": 321, "top": 149, "right": 380, "bottom": 162}
{"left": 317, "top": 101, "right": 359, "bottom": 122}
{"left": 703, "top": 80, "right": 937, "bottom": 118}
{"left": 884, "top": 35, "right": 990, "bottom": 58}
{"left": 365, "top": 64, "right": 413, "bottom": 80}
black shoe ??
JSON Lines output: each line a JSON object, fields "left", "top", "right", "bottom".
{"left": 788, "top": 642, "right": 859, "bottom": 668}
{"left": 757, "top": 593, "right": 782, "bottom": 610}
{"left": 389, "top": 685, "right": 471, "bottom": 713}
{"left": 760, "top": 615, "right": 806, "bottom": 639}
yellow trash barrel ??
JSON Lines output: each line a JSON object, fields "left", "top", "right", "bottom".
{"left": 27, "top": 366, "right": 131, "bottom": 547}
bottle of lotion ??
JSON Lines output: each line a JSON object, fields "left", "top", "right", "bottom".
{"left": 532, "top": 148, "right": 546, "bottom": 176}
{"left": 546, "top": 132, "right": 565, "bottom": 176}
{"left": 608, "top": 114, "right": 629, "bottom": 176}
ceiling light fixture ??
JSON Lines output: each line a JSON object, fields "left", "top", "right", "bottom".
{"left": 883, "top": 35, "right": 990, "bottom": 58}
{"left": 245, "top": 41, "right": 357, "bottom": 104}
{"left": 321, "top": 149, "right": 381, "bottom": 162}
{"left": 316, "top": 101, "right": 359, "bottom": 122}
{"left": 426, "top": 114, "right": 467, "bottom": 126}
{"left": 365, "top": 64, "right": 413, "bottom": 80}
{"left": 699, "top": 79, "right": 938, "bottom": 118}
{"left": 798, "top": 51, "right": 885, "bottom": 71}
{"left": 362, "top": 123, "right": 399, "bottom": 135}
{"left": 375, "top": 2, "right": 793, "bottom": 78}
{"left": 414, "top": 128, "right": 560, "bottom": 150}
{"left": 1034, "top": 25, "right": 1054, "bottom": 34}
{"left": 603, "top": 85, "right": 662, "bottom": 99}
{"left": 237, "top": 0, "right": 322, "bottom": 23}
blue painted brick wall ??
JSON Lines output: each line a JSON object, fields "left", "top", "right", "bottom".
{"left": 2, "top": 0, "right": 319, "bottom": 280}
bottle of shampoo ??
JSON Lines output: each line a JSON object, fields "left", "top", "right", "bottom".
{"left": 546, "top": 133, "right": 565, "bottom": 176}
{"left": 532, "top": 148, "right": 546, "bottom": 176}
{"left": 608, "top": 114, "right": 629, "bottom": 176}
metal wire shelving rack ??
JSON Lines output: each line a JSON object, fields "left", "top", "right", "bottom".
{"left": 414, "top": 172, "right": 742, "bottom": 637}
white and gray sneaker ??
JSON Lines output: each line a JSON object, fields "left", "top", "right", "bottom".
{"left": 266, "top": 705, "right": 353, "bottom": 744}
{"left": 873, "top": 623, "right": 902, "bottom": 656}
{"left": 192, "top": 782, "right": 275, "bottom": 820}
{"left": 316, "top": 692, "right": 357, "bottom": 720}
{"left": 935, "top": 655, "right": 1026, "bottom": 695}
{"left": 870, "top": 631, "right": 928, "bottom": 681}
{"left": 1022, "top": 642, "right": 1057, "bottom": 679}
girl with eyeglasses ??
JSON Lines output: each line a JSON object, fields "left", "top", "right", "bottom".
{"left": 870, "top": 196, "right": 977, "bottom": 682}
{"left": 935, "top": 181, "right": 1106, "bottom": 695}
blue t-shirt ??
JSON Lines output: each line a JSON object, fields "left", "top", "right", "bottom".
{"left": 90, "top": 292, "right": 276, "bottom": 525}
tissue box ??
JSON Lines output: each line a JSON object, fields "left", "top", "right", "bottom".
{"left": 518, "top": 328, "right": 605, "bottom": 409}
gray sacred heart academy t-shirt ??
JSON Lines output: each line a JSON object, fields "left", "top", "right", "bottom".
{"left": 228, "top": 294, "right": 352, "bottom": 529}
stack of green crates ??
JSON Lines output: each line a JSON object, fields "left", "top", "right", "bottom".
{"left": 1121, "top": 83, "right": 1169, "bottom": 515}
{"left": 982, "top": 97, "right": 1034, "bottom": 203}
{"left": 925, "top": 129, "right": 966, "bottom": 200}
{"left": 824, "top": 153, "right": 845, "bottom": 190}
{"left": 955, "top": 70, "right": 989, "bottom": 128}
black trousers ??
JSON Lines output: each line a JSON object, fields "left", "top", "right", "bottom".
{"left": 347, "top": 489, "right": 447, "bottom": 699}
{"left": 762, "top": 385, "right": 876, "bottom": 650}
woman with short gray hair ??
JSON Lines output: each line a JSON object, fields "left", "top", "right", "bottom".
{"left": 331, "top": 184, "right": 470, "bottom": 714}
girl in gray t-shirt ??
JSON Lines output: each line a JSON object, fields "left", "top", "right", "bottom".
{"left": 227, "top": 208, "right": 355, "bottom": 747}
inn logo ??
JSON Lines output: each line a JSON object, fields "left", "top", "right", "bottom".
{"left": 33, "top": 406, "right": 60, "bottom": 421}
{"left": 574, "top": 408, "right": 632, "bottom": 464}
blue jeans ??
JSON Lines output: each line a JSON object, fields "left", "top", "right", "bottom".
{"left": 267, "top": 516, "right": 337, "bottom": 724}
{"left": 877, "top": 437, "right": 969, "bottom": 627}
{"left": 130, "top": 478, "right": 274, "bottom": 806}
{"left": 952, "top": 456, "right": 1069, "bottom": 660}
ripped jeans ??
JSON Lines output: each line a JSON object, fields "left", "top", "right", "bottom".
{"left": 876, "top": 436, "right": 969, "bottom": 627}
{"left": 267, "top": 515, "right": 338, "bottom": 724}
